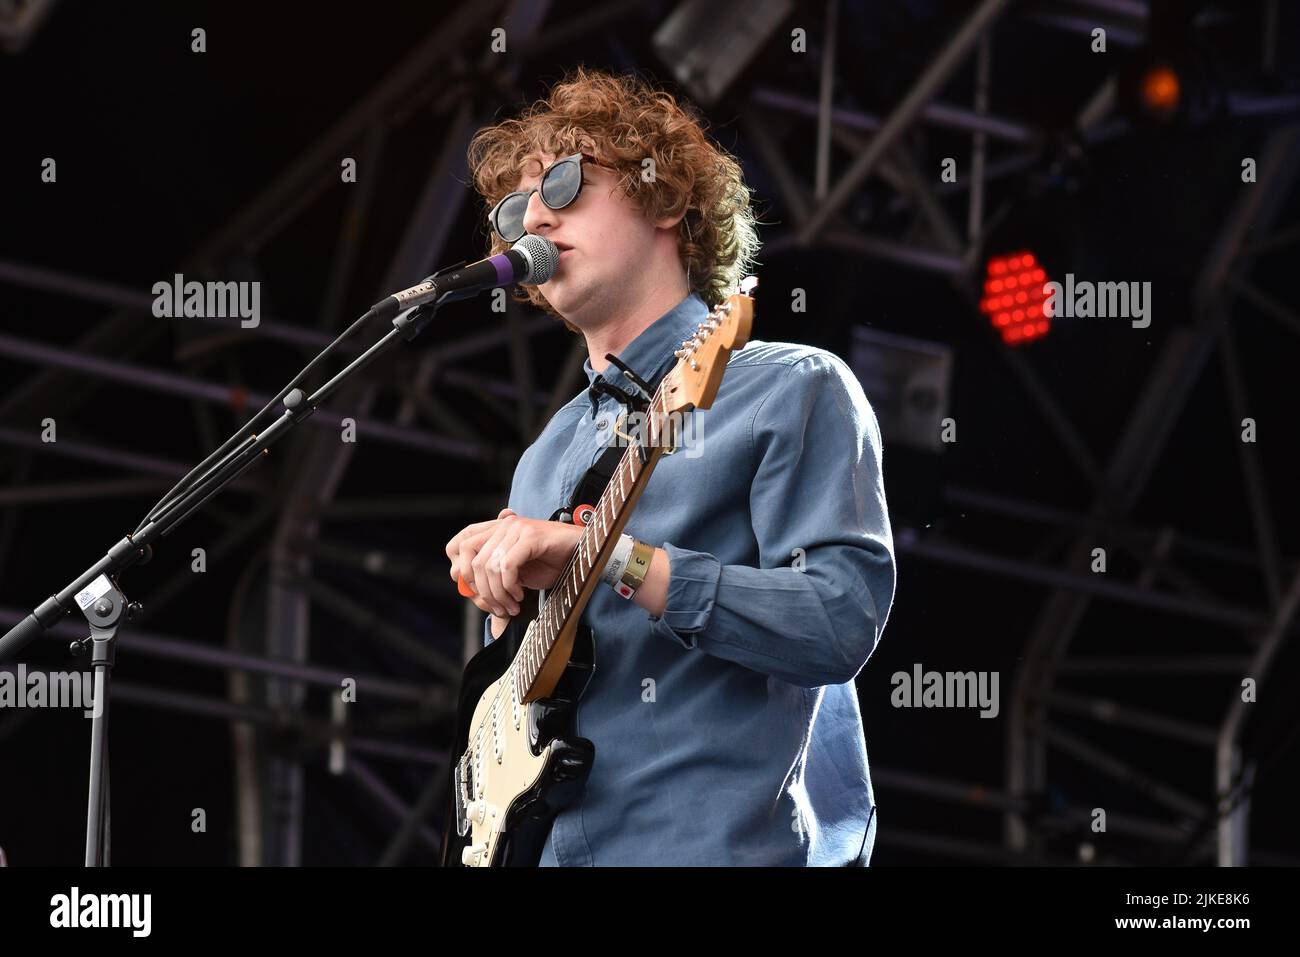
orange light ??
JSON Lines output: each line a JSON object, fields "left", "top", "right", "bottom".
{"left": 1141, "top": 65, "right": 1180, "bottom": 113}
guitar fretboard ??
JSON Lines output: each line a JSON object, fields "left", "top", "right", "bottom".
{"left": 511, "top": 382, "right": 673, "bottom": 702}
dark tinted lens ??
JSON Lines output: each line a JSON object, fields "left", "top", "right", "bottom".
{"left": 541, "top": 158, "right": 581, "bottom": 208}
{"left": 494, "top": 193, "right": 529, "bottom": 242}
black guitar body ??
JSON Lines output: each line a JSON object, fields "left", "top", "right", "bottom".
{"left": 439, "top": 588, "right": 596, "bottom": 867}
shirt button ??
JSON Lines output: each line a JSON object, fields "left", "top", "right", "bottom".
{"left": 595, "top": 417, "right": 608, "bottom": 430}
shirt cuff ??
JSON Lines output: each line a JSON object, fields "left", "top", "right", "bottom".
{"left": 646, "top": 541, "right": 722, "bottom": 649}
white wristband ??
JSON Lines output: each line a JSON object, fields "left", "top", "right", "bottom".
{"left": 601, "top": 533, "right": 635, "bottom": 586}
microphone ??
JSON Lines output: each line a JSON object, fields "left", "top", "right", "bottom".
{"left": 368, "top": 235, "right": 559, "bottom": 321}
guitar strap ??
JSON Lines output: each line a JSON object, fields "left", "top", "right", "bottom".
{"left": 552, "top": 350, "right": 677, "bottom": 524}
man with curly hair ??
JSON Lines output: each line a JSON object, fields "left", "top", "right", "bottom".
{"left": 446, "top": 67, "right": 896, "bottom": 866}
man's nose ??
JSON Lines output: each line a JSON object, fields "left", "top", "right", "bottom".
{"left": 521, "top": 190, "right": 557, "bottom": 236}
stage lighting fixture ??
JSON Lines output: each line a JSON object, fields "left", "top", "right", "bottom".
{"left": 653, "top": 0, "right": 794, "bottom": 107}
{"left": 979, "top": 251, "right": 1050, "bottom": 346}
{"left": 1140, "top": 63, "right": 1181, "bottom": 116}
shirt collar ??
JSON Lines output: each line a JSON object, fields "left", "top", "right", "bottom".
{"left": 582, "top": 292, "right": 709, "bottom": 417}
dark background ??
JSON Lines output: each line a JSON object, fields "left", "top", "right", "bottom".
{"left": 1, "top": 0, "right": 1298, "bottom": 866}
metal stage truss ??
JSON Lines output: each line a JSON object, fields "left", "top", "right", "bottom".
{"left": 2, "top": 0, "right": 1297, "bottom": 865}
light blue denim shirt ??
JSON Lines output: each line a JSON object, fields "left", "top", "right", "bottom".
{"left": 483, "top": 291, "right": 896, "bottom": 866}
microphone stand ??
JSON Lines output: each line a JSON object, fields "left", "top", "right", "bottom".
{"left": 0, "top": 293, "right": 455, "bottom": 866}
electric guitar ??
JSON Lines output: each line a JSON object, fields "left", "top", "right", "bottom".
{"left": 439, "top": 279, "right": 756, "bottom": 867}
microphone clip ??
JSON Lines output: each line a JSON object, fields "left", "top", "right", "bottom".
{"left": 391, "top": 260, "right": 467, "bottom": 340}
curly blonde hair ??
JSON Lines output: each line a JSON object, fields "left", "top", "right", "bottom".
{"left": 466, "top": 65, "right": 761, "bottom": 332}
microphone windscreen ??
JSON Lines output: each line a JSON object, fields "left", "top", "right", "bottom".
{"left": 513, "top": 235, "right": 560, "bottom": 284}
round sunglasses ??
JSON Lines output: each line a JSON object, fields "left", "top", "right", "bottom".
{"left": 488, "top": 152, "right": 593, "bottom": 244}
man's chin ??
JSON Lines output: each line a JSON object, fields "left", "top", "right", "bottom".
{"left": 541, "top": 280, "right": 581, "bottom": 311}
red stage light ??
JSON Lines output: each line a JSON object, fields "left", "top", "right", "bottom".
{"left": 980, "top": 250, "right": 1051, "bottom": 345}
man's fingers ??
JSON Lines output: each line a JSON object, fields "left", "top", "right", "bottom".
{"left": 448, "top": 514, "right": 516, "bottom": 582}
{"left": 471, "top": 519, "right": 520, "bottom": 617}
{"left": 446, "top": 518, "right": 501, "bottom": 573}
{"left": 499, "top": 532, "right": 532, "bottom": 601}
{"left": 449, "top": 511, "right": 524, "bottom": 611}
{"left": 487, "top": 524, "right": 525, "bottom": 614}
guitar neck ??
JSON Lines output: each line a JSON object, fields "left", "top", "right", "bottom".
{"left": 514, "top": 384, "right": 679, "bottom": 701}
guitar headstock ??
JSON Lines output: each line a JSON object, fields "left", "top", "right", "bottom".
{"left": 660, "top": 277, "right": 756, "bottom": 416}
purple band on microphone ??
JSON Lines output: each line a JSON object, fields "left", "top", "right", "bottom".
{"left": 491, "top": 253, "right": 515, "bottom": 285}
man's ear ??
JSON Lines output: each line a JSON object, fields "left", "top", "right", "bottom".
{"left": 653, "top": 207, "right": 688, "bottom": 231}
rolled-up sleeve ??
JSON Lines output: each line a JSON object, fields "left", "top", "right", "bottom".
{"left": 647, "top": 352, "right": 896, "bottom": 688}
